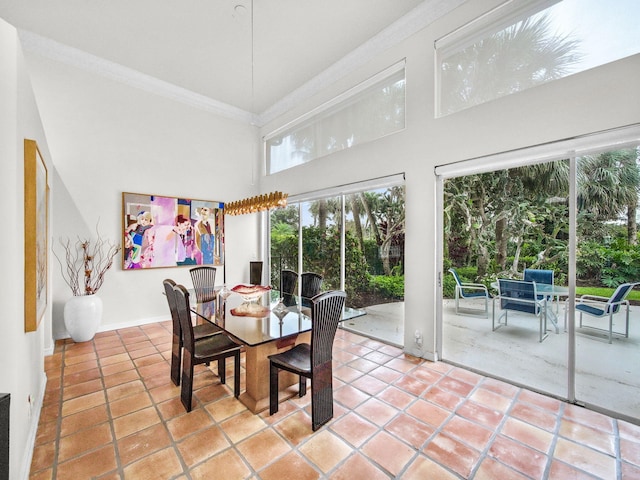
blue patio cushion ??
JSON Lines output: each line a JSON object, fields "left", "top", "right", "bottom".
{"left": 575, "top": 303, "right": 606, "bottom": 316}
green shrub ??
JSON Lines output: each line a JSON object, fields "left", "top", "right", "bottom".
{"left": 369, "top": 274, "right": 404, "bottom": 299}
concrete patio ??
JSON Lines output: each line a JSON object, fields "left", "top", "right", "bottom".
{"left": 342, "top": 298, "right": 640, "bottom": 424}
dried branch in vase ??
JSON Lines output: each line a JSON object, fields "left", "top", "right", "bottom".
{"left": 53, "top": 223, "right": 121, "bottom": 296}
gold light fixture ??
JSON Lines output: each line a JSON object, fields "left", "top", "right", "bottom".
{"left": 225, "top": 191, "right": 288, "bottom": 215}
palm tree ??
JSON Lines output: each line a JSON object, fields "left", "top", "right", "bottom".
{"left": 443, "top": 11, "right": 581, "bottom": 274}
{"left": 578, "top": 149, "right": 640, "bottom": 245}
{"left": 440, "top": 13, "right": 582, "bottom": 115}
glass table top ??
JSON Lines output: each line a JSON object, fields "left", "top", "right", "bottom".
{"left": 190, "top": 289, "right": 365, "bottom": 347}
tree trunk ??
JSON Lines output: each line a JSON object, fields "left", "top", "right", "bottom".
{"left": 511, "top": 239, "right": 523, "bottom": 274}
{"left": 359, "top": 192, "right": 382, "bottom": 245}
{"left": 318, "top": 199, "right": 328, "bottom": 230}
{"left": 628, "top": 201, "right": 638, "bottom": 245}
{"left": 350, "top": 194, "right": 365, "bottom": 251}
{"left": 477, "top": 243, "right": 489, "bottom": 278}
{"left": 495, "top": 217, "right": 508, "bottom": 270}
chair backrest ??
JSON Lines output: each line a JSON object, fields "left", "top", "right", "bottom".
{"left": 448, "top": 268, "right": 484, "bottom": 297}
{"left": 310, "top": 291, "right": 347, "bottom": 368}
{"left": 173, "top": 284, "right": 195, "bottom": 353}
{"left": 190, "top": 266, "right": 217, "bottom": 302}
{"left": 163, "top": 279, "right": 180, "bottom": 334}
{"left": 280, "top": 269, "right": 298, "bottom": 306}
{"left": 607, "top": 283, "right": 637, "bottom": 314}
{"left": 523, "top": 269, "right": 553, "bottom": 286}
{"left": 448, "top": 268, "right": 463, "bottom": 287}
{"left": 498, "top": 279, "right": 540, "bottom": 315}
{"left": 301, "top": 272, "right": 323, "bottom": 299}
{"left": 250, "top": 261, "right": 263, "bottom": 285}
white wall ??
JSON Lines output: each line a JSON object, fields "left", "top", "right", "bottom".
{"left": 259, "top": 0, "right": 640, "bottom": 360}
{"left": 2, "top": 2, "right": 639, "bottom": 476}
{"left": 0, "top": 18, "right": 51, "bottom": 480}
{"left": 23, "top": 53, "right": 262, "bottom": 338}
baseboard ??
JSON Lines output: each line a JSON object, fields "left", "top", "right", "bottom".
{"left": 54, "top": 315, "right": 169, "bottom": 341}
{"left": 19, "top": 372, "right": 46, "bottom": 480}
{"left": 96, "top": 315, "right": 169, "bottom": 333}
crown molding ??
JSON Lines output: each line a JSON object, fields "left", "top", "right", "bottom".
{"left": 18, "top": 0, "right": 464, "bottom": 127}
{"left": 259, "top": 0, "right": 465, "bottom": 125}
{"left": 18, "top": 29, "right": 258, "bottom": 125}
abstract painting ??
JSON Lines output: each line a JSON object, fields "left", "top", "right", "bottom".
{"left": 122, "top": 192, "right": 225, "bottom": 269}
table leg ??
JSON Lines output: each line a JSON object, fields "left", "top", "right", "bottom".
{"left": 238, "top": 331, "right": 311, "bottom": 414}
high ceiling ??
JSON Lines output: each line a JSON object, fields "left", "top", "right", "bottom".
{"left": 0, "top": 0, "right": 465, "bottom": 124}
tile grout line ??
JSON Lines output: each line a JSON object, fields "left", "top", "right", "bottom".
{"left": 103, "top": 330, "right": 126, "bottom": 478}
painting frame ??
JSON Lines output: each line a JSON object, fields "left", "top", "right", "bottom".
{"left": 24, "top": 139, "right": 49, "bottom": 332}
{"left": 122, "top": 192, "right": 225, "bottom": 270}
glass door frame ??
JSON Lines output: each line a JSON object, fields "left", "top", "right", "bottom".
{"left": 435, "top": 124, "right": 640, "bottom": 415}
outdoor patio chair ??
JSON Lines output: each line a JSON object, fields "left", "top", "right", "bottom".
{"left": 524, "top": 268, "right": 559, "bottom": 318}
{"left": 449, "top": 268, "right": 491, "bottom": 317}
{"left": 524, "top": 269, "right": 553, "bottom": 299}
{"left": 268, "top": 290, "right": 346, "bottom": 431}
{"left": 574, "top": 282, "right": 638, "bottom": 344}
{"left": 493, "top": 279, "right": 548, "bottom": 342}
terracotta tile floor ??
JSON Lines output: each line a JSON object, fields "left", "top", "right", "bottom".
{"left": 31, "top": 322, "right": 640, "bottom": 479}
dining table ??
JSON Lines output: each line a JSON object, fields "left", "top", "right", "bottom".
{"left": 191, "top": 287, "right": 366, "bottom": 414}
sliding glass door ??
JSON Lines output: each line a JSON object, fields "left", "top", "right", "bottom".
{"left": 300, "top": 197, "right": 342, "bottom": 291}
{"left": 269, "top": 182, "right": 405, "bottom": 346}
{"left": 438, "top": 135, "right": 640, "bottom": 423}
{"left": 441, "top": 159, "right": 570, "bottom": 398}
{"left": 574, "top": 147, "right": 640, "bottom": 420}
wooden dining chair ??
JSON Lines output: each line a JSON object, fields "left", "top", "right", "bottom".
{"left": 301, "top": 272, "right": 323, "bottom": 307}
{"left": 250, "top": 261, "right": 263, "bottom": 285}
{"left": 163, "top": 279, "right": 221, "bottom": 386}
{"left": 268, "top": 290, "right": 346, "bottom": 430}
{"left": 173, "top": 283, "right": 242, "bottom": 412}
{"left": 280, "top": 269, "right": 298, "bottom": 307}
{"left": 189, "top": 266, "right": 218, "bottom": 303}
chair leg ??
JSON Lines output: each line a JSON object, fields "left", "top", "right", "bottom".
{"left": 170, "top": 333, "right": 181, "bottom": 386}
{"left": 181, "top": 351, "right": 194, "bottom": 412}
{"left": 233, "top": 352, "right": 240, "bottom": 398}
{"left": 455, "top": 289, "right": 459, "bottom": 314}
{"left": 311, "top": 363, "right": 333, "bottom": 431}
{"left": 218, "top": 358, "right": 226, "bottom": 384}
{"left": 269, "top": 363, "right": 279, "bottom": 415}
{"left": 299, "top": 376, "right": 307, "bottom": 397}
{"left": 625, "top": 304, "right": 630, "bottom": 338}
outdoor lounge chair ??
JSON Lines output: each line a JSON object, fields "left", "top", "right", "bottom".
{"left": 575, "top": 282, "right": 638, "bottom": 344}
{"left": 493, "top": 279, "right": 548, "bottom": 342}
{"left": 524, "top": 268, "right": 554, "bottom": 300}
{"left": 449, "top": 268, "right": 491, "bottom": 317}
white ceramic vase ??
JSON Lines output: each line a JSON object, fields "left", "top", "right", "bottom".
{"left": 64, "top": 295, "right": 103, "bottom": 342}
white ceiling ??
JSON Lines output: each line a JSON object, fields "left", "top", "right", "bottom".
{"left": 0, "top": 0, "right": 463, "bottom": 124}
